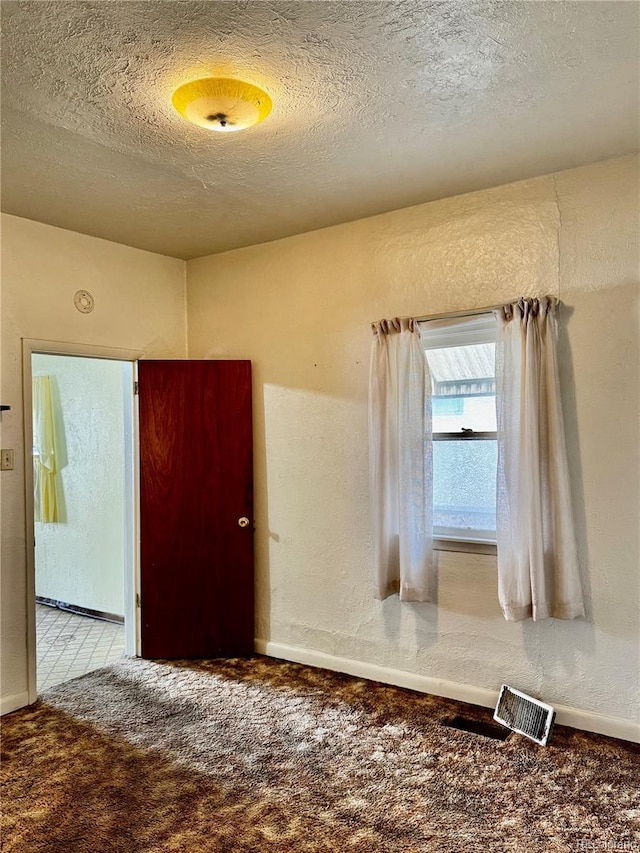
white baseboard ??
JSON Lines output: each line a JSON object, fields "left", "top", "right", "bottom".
{"left": 1, "top": 692, "right": 30, "bottom": 717}
{"left": 255, "top": 640, "right": 640, "bottom": 744}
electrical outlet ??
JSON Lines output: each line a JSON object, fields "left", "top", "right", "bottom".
{"left": 1, "top": 449, "right": 14, "bottom": 470}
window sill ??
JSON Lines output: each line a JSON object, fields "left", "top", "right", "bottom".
{"left": 433, "top": 537, "right": 497, "bottom": 556}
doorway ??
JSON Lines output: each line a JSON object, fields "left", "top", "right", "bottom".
{"left": 24, "top": 342, "right": 140, "bottom": 701}
{"left": 23, "top": 343, "right": 255, "bottom": 703}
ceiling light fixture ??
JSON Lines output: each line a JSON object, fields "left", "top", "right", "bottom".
{"left": 172, "top": 77, "right": 272, "bottom": 133}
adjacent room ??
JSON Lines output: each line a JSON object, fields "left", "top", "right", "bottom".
{"left": 1, "top": 2, "right": 638, "bottom": 851}
{"left": 31, "top": 353, "right": 132, "bottom": 691}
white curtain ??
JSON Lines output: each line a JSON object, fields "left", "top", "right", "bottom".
{"left": 33, "top": 375, "right": 59, "bottom": 523}
{"left": 495, "top": 297, "right": 584, "bottom": 621}
{"left": 369, "top": 318, "right": 434, "bottom": 601}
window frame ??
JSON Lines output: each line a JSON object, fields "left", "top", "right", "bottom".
{"left": 420, "top": 313, "right": 498, "bottom": 555}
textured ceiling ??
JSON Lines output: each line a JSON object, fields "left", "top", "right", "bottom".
{"left": 1, "top": 1, "right": 638, "bottom": 259}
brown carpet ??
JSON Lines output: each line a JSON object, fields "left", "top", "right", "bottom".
{"left": 1, "top": 656, "right": 638, "bottom": 852}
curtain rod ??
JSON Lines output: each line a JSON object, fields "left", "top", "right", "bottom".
{"left": 412, "top": 303, "right": 505, "bottom": 324}
{"left": 373, "top": 297, "right": 561, "bottom": 326}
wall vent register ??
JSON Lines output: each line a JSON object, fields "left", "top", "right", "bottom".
{"left": 494, "top": 684, "right": 556, "bottom": 745}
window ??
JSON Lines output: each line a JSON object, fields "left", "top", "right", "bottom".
{"left": 420, "top": 314, "right": 497, "bottom": 548}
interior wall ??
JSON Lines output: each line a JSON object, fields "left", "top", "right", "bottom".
{"left": 186, "top": 155, "right": 639, "bottom": 730}
{"left": 0, "top": 214, "right": 186, "bottom": 707}
{"left": 32, "top": 353, "right": 129, "bottom": 617}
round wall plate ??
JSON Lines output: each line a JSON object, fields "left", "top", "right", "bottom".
{"left": 74, "top": 290, "right": 95, "bottom": 313}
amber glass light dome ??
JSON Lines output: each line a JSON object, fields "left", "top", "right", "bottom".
{"left": 172, "top": 77, "right": 272, "bottom": 132}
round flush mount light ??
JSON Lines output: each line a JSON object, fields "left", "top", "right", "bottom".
{"left": 172, "top": 77, "right": 272, "bottom": 132}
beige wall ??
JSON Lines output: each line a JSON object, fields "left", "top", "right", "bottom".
{"left": 1, "top": 215, "right": 186, "bottom": 707}
{"left": 187, "top": 155, "right": 639, "bottom": 731}
{"left": 2, "top": 158, "right": 638, "bottom": 735}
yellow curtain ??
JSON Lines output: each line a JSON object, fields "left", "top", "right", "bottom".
{"left": 33, "top": 376, "right": 58, "bottom": 523}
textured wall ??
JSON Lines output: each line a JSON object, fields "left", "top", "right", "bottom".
{"left": 32, "top": 354, "right": 129, "bottom": 617}
{"left": 2, "top": 157, "right": 637, "bottom": 729}
{"left": 0, "top": 215, "right": 186, "bottom": 705}
{"left": 186, "top": 155, "right": 639, "bottom": 727}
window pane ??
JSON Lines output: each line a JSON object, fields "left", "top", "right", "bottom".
{"left": 426, "top": 342, "right": 496, "bottom": 432}
{"left": 432, "top": 396, "right": 463, "bottom": 416}
{"left": 433, "top": 439, "right": 497, "bottom": 532}
{"left": 432, "top": 393, "right": 496, "bottom": 433}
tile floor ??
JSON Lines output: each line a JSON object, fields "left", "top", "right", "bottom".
{"left": 36, "top": 603, "right": 126, "bottom": 692}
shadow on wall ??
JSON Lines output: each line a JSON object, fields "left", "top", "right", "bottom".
{"left": 556, "top": 305, "right": 592, "bottom": 621}
{"left": 376, "top": 590, "right": 440, "bottom": 651}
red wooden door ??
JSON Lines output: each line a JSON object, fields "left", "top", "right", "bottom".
{"left": 138, "top": 360, "right": 254, "bottom": 659}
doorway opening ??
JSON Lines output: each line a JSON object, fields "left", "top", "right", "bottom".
{"left": 26, "top": 347, "right": 138, "bottom": 697}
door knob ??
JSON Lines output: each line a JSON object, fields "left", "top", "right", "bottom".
{"left": 238, "top": 517, "right": 250, "bottom": 528}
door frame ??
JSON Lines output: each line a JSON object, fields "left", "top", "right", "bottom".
{"left": 22, "top": 338, "right": 142, "bottom": 705}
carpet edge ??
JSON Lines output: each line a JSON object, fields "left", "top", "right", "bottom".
{"left": 255, "top": 639, "right": 640, "bottom": 744}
